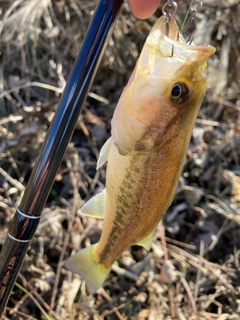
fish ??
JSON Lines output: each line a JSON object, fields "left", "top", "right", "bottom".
{"left": 65, "top": 15, "right": 215, "bottom": 293}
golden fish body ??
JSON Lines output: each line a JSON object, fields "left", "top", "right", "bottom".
{"left": 66, "top": 16, "right": 215, "bottom": 293}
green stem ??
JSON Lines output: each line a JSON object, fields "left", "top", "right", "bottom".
{"left": 14, "top": 282, "right": 53, "bottom": 320}
{"left": 180, "top": 5, "right": 191, "bottom": 33}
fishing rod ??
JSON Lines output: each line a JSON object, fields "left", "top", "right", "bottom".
{"left": 0, "top": 0, "right": 123, "bottom": 315}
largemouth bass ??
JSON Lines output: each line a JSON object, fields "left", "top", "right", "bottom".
{"left": 66, "top": 15, "right": 215, "bottom": 293}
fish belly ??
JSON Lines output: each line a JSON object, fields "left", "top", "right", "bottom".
{"left": 96, "top": 135, "right": 187, "bottom": 266}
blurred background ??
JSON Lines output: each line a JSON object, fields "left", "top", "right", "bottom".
{"left": 0, "top": 0, "right": 240, "bottom": 319}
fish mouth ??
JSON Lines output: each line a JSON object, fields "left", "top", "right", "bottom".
{"left": 148, "top": 15, "right": 216, "bottom": 60}
{"left": 150, "top": 15, "right": 184, "bottom": 43}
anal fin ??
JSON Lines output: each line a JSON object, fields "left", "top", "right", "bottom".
{"left": 81, "top": 189, "right": 106, "bottom": 219}
{"left": 135, "top": 228, "right": 156, "bottom": 250}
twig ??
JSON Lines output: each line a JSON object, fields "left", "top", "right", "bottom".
{"left": 159, "top": 221, "right": 176, "bottom": 319}
{"left": 18, "top": 274, "right": 60, "bottom": 320}
{"left": 0, "top": 115, "right": 23, "bottom": 125}
{"left": 0, "top": 167, "right": 24, "bottom": 191}
{"left": 6, "top": 307, "right": 38, "bottom": 320}
{"left": 111, "top": 264, "right": 138, "bottom": 281}
{"left": 50, "top": 157, "right": 81, "bottom": 309}
{"left": 168, "top": 244, "right": 235, "bottom": 292}
{"left": 14, "top": 282, "right": 52, "bottom": 320}
{"left": 194, "top": 240, "right": 204, "bottom": 301}
{"left": 101, "top": 303, "right": 127, "bottom": 319}
{"left": 165, "top": 236, "right": 196, "bottom": 250}
{"left": 159, "top": 221, "right": 168, "bottom": 261}
{"left": 181, "top": 277, "right": 199, "bottom": 319}
{"left": 0, "top": 81, "right": 63, "bottom": 99}
{"left": 100, "top": 288, "right": 126, "bottom": 320}
{"left": 8, "top": 291, "right": 29, "bottom": 316}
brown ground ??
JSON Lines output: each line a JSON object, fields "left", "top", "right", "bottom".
{"left": 0, "top": 0, "right": 240, "bottom": 319}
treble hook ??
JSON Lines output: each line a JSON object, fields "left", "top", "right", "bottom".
{"left": 162, "top": 0, "right": 178, "bottom": 37}
{"left": 181, "top": 0, "right": 203, "bottom": 44}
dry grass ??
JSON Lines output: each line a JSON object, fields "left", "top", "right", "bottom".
{"left": 0, "top": 0, "right": 240, "bottom": 319}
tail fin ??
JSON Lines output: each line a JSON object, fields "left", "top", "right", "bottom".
{"left": 65, "top": 244, "right": 111, "bottom": 293}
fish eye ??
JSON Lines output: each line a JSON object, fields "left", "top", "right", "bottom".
{"left": 170, "top": 82, "right": 190, "bottom": 105}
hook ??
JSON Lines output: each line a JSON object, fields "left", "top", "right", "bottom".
{"left": 162, "top": 0, "right": 178, "bottom": 18}
{"left": 162, "top": 0, "right": 178, "bottom": 36}
{"left": 181, "top": 0, "right": 203, "bottom": 43}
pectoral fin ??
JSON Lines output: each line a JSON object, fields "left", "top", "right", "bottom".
{"left": 97, "top": 137, "right": 112, "bottom": 170}
{"left": 81, "top": 189, "right": 106, "bottom": 219}
{"left": 135, "top": 228, "right": 156, "bottom": 250}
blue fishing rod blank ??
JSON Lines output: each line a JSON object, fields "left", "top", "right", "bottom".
{"left": 0, "top": 0, "right": 123, "bottom": 314}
